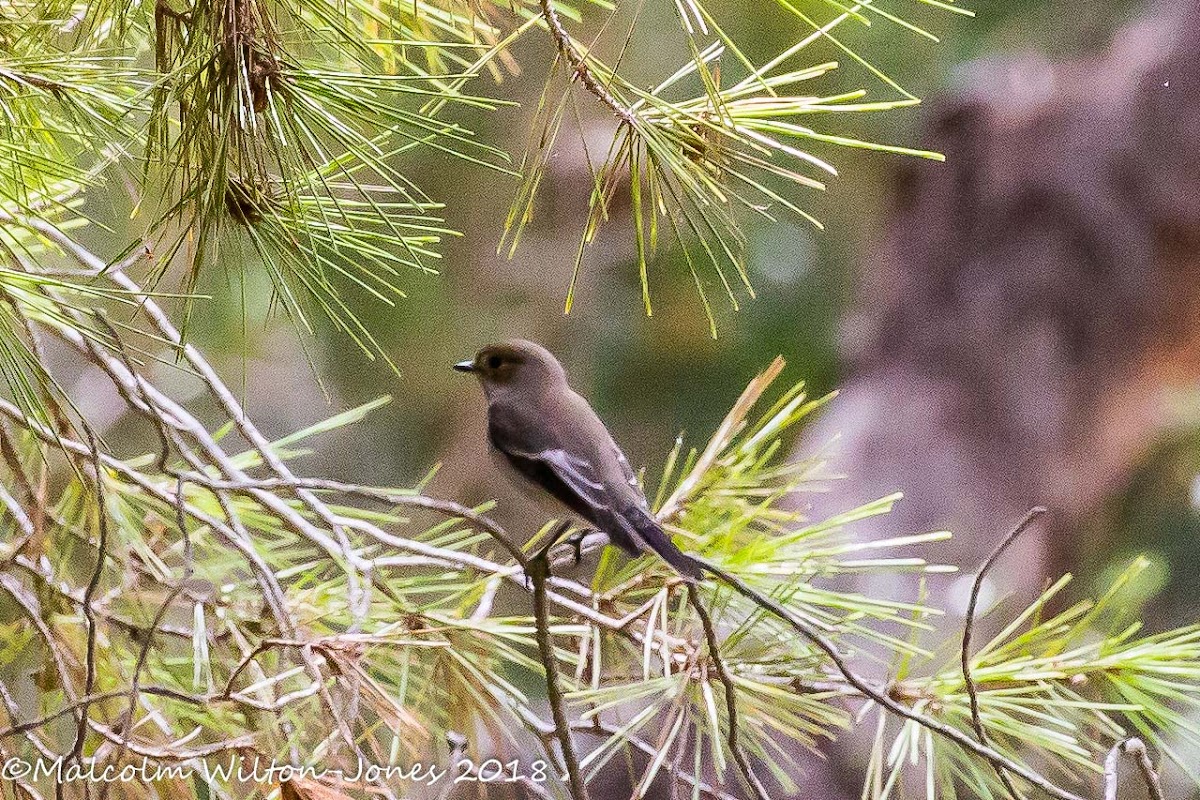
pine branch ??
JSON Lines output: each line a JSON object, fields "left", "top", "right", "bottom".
{"left": 530, "top": 525, "right": 590, "bottom": 800}
{"left": 694, "top": 556, "right": 1088, "bottom": 800}
{"left": 1104, "top": 739, "right": 1166, "bottom": 800}
{"left": 963, "top": 507, "right": 1048, "bottom": 800}
{"left": 0, "top": 220, "right": 1196, "bottom": 800}
{"left": 688, "top": 584, "right": 771, "bottom": 800}
{"left": 538, "top": 0, "right": 636, "bottom": 125}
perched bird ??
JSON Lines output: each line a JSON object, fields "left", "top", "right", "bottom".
{"left": 454, "top": 340, "right": 704, "bottom": 581}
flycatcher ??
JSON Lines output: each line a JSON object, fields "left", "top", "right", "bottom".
{"left": 454, "top": 340, "right": 703, "bottom": 581}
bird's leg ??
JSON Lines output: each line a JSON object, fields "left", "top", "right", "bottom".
{"left": 549, "top": 529, "right": 610, "bottom": 569}
{"left": 565, "top": 528, "right": 600, "bottom": 565}
{"left": 568, "top": 530, "right": 586, "bottom": 566}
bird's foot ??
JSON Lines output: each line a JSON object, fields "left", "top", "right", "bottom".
{"left": 548, "top": 529, "right": 608, "bottom": 569}
{"left": 565, "top": 529, "right": 591, "bottom": 566}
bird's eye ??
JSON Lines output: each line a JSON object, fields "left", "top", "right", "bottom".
{"left": 487, "top": 355, "right": 503, "bottom": 369}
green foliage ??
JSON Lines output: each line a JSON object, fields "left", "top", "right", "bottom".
{"left": 0, "top": 348, "right": 1195, "bottom": 799}
{"left": 506, "top": 24, "right": 946, "bottom": 332}
{"left": 0, "top": 34, "right": 136, "bottom": 216}
{"left": 2, "top": 0, "right": 958, "bottom": 372}
{"left": 1, "top": 2, "right": 1194, "bottom": 800}
{"left": 140, "top": 0, "right": 515, "bottom": 353}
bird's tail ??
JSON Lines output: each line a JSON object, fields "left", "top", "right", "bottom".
{"left": 622, "top": 507, "right": 705, "bottom": 582}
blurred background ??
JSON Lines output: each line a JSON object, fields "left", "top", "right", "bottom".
{"left": 80, "top": 0, "right": 1197, "bottom": 635}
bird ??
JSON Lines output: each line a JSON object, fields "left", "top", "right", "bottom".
{"left": 454, "top": 339, "right": 704, "bottom": 582}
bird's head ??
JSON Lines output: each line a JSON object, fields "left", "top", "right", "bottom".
{"left": 454, "top": 339, "right": 568, "bottom": 396}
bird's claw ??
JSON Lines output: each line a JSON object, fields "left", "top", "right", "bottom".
{"left": 565, "top": 529, "right": 589, "bottom": 566}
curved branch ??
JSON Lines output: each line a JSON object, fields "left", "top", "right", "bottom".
{"left": 1104, "top": 738, "right": 1166, "bottom": 800}
{"left": 530, "top": 537, "right": 590, "bottom": 800}
{"left": 688, "top": 585, "right": 770, "bottom": 800}
{"left": 539, "top": 0, "right": 636, "bottom": 126}
{"left": 962, "top": 507, "right": 1047, "bottom": 800}
{"left": 68, "top": 436, "right": 110, "bottom": 767}
{"left": 695, "top": 557, "right": 1087, "bottom": 800}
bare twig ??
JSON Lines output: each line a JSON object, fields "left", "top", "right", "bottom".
{"left": 111, "top": 272, "right": 370, "bottom": 620}
{"left": 688, "top": 584, "right": 771, "bottom": 800}
{"left": 538, "top": 0, "right": 635, "bottom": 125}
{"left": 529, "top": 523, "right": 589, "bottom": 800}
{"left": 1104, "top": 738, "right": 1166, "bottom": 800}
{"left": 962, "top": 507, "right": 1047, "bottom": 800}
{"left": 693, "top": 556, "right": 1088, "bottom": 800}
{"left": 67, "top": 435, "right": 110, "bottom": 768}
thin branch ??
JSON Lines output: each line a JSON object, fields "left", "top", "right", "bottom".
{"left": 1104, "top": 738, "right": 1166, "bottom": 800}
{"left": 962, "top": 507, "right": 1047, "bottom": 800}
{"left": 687, "top": 584, "right": 771, "bottom": 800}
{"left": 539, "top": 0, "right": 636, "bottom": 125}
{"left": 693, "top": 556, "right": 1088, "bottom": 800}
{"left": 7, "top": 552, "right": 195, "bottom": 639}
{"left": 529, "top": 524, "right": 589, "bottom": 800}
{"left": 68, "top": 434, "right": 110, "bottom": 767}
{"left": 141, "top": 472, "right": 687, "bottom": 647}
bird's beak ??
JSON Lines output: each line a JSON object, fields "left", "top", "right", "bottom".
{"left": 453, "top": 359, "right": 476, "bottom": 373}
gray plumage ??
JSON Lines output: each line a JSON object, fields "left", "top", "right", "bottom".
{"left": 454, "top": 339, "right": 703, "bottom": 581}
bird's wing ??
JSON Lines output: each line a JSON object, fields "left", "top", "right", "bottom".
{"left": 490, "top": 409, "right": 702, "bottom": 579}
{"left": 496, "top": 442, "right": 607, "bottom": 512}
{"left": 488, "top": 400, "right": 642, "bottom": 554}
{"left": 610, "top": 445, "right": 645, "bottom": 504}
{"left": 521, "top": 447, "right": 607, "bottom": 506}
{"left": 495, "top": 444, "right": 641, "bottom": 554}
